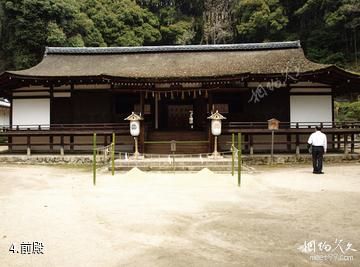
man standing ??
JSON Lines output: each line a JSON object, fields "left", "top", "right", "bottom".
{"left": 307, "top": 126, "right": 327, "bottom": 174}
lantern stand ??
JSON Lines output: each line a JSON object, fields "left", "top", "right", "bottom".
{"left": 125, "top": 112, "right": 144, "bottom": 160}
{"left": 207, "top": 110, "right": 226, "bottom": 159}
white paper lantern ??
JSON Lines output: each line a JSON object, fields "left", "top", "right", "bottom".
{"left": 130, "top": 121, "right": 140, "bottom": 137}
{"left": 211, "top": 120, "right": 222, "bottom": 136}
{"left": 124, "top": 112, "right": 143, "bottom": 137}
{"left": 207, "top": 110, "right": 226, "bottom": 136}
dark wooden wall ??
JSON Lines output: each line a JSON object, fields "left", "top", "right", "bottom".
{"left": 213, "top": 89, "right": 290, "bottom": 122}
{"left": 50, "top": 88, "right": 290, "bottom": 125}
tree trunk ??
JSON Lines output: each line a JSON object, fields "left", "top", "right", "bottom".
{"left": 354, "top": 29, "right": 358, "bottom": 67}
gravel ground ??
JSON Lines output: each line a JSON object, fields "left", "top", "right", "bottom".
{"left": 0, "top": 164, "right": 359, "bottom": 267}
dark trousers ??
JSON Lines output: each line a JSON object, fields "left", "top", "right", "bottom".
{"left": 312, "top": 146, "right": 324, "bottom": 173}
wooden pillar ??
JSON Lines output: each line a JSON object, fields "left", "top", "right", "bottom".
{"left": 27, "top": 134, "right": 31, "bottom": 156}
{"left": 208, "top": 92, "right": 214, "bottom": 113}
{"left": 155, "top": 93, "right": 159, "bottom": 129}
{"left": 9, "top": 96, "right": 13, "bottom": 128}
{"left": 60, "top": 135, "right": 64, "bottom": 156}
{"left": 351, "top": 133, "right": 355, "bottom": 153}
{"left": 139, "top": 121, "right": 145, "bottom": 153}
{"left": 295, "top": 134, "right": 300, "bottom": 155}
{"left": 50, "top": 84, "right": 54, "bottom": 124}
{"left": 139, "top": 92, "right": 145, "bottom": 153}
{"left": 9, "top": 97, "right": 13, "bottom": 152}
{"left": 49, "top": 84, "right": 54, "bottom": 152}
{"left": 244, "top": 134, "right": 249, "bottom": 152}
{"left": 287, "top": 134, "right": 291, "bottom": 152}
{"left": 70, "top": 84, "right": 74, "bottom": 124}
{"left": 70, "top": 135, "right": 74, "bottom": 152}
{"left": 207, "top": 92, "right": 214, "bottom": 153}
{"left": 140, "top": 91, "right": 145, "bottom": 115}
{"left": 50, "top": 136, "right": 54, "bottom": 152}
{"left": 208, "top": 125, "right": 213, "bottom": 153}
{"left": 249, "top": 134, "right": 254, "bottom": 155}
{"left": 110, "top": 84, "right": 115, "bottom": 123}
{"left": 295, "top": 123, "right": 300, "bottom": 155}
{"left": 344, "top": 134, "right": 348, "bottom": 154}
{"left": 337, "top": 134, "right": 341, "bottom": 149}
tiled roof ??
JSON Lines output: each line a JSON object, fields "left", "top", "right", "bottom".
{"left": 5, "top": 41, "right": 331, "bottom": 79}
{"left": 45, "top": 41, "right": 301, "bottom": 55}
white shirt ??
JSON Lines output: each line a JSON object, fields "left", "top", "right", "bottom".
{"left": 308, "top": 131, "right": 327, "bottom": 152}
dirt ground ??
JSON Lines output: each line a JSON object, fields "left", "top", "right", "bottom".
{"left": 0, "top": 164, "right": 359, "bottom": 267}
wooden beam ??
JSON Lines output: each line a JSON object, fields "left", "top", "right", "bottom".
{"left": 50, "top": 85, "right": 54, "bottom": 124}
{"left": 140, "top": 91, "right": 145, "bottom": 115}
{"left": 70, "top": 84, "right": 74, "bottom": 124}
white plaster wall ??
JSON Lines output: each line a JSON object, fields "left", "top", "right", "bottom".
{"left": 290, "top": 95, "right": 332, "bottom": 127}
{"left": 12, "top": 99, "right": 50, "bottom": 128}
{"left": 0, "top": 107, "right": 9, "bottom": 126}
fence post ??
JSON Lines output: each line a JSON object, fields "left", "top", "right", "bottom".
{"left": 50, "top": 136, "right": 54, "bottom": 152}
{"left": 70, "top": 135, "right": 74, "bottom": 152}
{"left": 8, "top": 136, "right": 12, "bottom": 153}
{"left": 112, "top": 132, "right": 115, "bottom": 176}
{"left": 295, "top": 134, "right": 300, "bottom": 156}
{"left": 344, "top": 134, "right": 348, "bottom": 155}
{"left": 249, "top": 134, "right": 254, "bottom": 155}
{"left": 351, "top": 133, "right": 355, "bottom": 153}
{"left": 238, "top": 132, "right": 242, "bottom": 187}
{"left": 270, "top": 130, "right": 275, "bottom": 165}
{"left": 287, "top": 134, "right": 291, "bottom": 152}
{"left": 295, "top": 123, "right": 300, "bottom": 156}
{"left": 27, "top": 135, "right": 31, "bottom": 156}
{"left": 231, "top": 133, "right": 235, "bottom": 176}
{"left": 93, "top": 133, "right": 97, "bottom": 186}
{"left": 60, "top": 135, "right": 64, "bottom": 156}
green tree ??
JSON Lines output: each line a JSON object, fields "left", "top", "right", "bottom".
{"left": 335, "top": 101, "right": 360, "bottom": 121}
{"left": 47, "top": 22, "right": 67, "bottom": 46}
{"left": 0, "top": 0, "right": 359, "bottom": 72}
{"left": 324, "top": 0, "right": 360, "bottom": 67}
{"left": 0, "top": 0, "right": 92, "bottom": 69}
{"left": 234, "top": 0, "right": 288, "bottom": 42}
{"left": 82, "top": 0, "right": 161, "bottom": 46}
{"left": 295, "top": 0, "right": 360, "bottom": 68}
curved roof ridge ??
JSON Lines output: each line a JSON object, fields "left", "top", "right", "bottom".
{"left": 45, "top": 41, "right": 301, "bottom": 55}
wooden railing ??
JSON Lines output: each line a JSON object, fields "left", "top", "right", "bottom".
{"left": 223, "top": 121, "right": 360, "bottom": 130}
{"left": 0, "top": 121, "right": 359, "bottom": 155}
{"left": 0, "top": 123, "right": 133, "bottom": 154}
{"left": 221, "top": 121, "right": 360, "bottom": 155}
{"left": 2, "top": 123, "right": 129, "bottom": 131}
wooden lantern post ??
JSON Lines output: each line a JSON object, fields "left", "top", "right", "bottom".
{"left": 125, "top": 112, "right": 144, "bottom": 159}
{"left": 207, "top": 110, "right": 226, "bottom": 159}
{"left": 268, "top": 118, "right": 280, "bottom": 164}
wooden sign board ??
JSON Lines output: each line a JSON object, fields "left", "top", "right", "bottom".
{"left": 268, "top": 118, "right": 280, "bottom": 130}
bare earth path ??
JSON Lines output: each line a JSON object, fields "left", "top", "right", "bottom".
{"left": 0, "top": 164, "right": 359, "bottom": 267}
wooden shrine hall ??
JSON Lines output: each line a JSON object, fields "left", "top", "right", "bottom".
{"left": 0, "top": 41, "right": 359, "bottom": 154}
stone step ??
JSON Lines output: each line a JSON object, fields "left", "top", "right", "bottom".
{"left": 144, "top": 143, "right": 209, "bottom": 154}
{"left": 112, "top": 157, "right": 241, "bottom": 172}
{"left": 145, "top": 130, "right": 209, "bottom": 154}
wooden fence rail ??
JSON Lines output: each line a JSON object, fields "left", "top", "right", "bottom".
{"left": 0, "top": 122, "right": 359, "bottom": 155}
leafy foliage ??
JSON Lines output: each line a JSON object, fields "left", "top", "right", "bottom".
{"left": 235, "top": 0, "right": 288, "bottom": 42}
{"left": 0, "top": 0, "right": 359, "bottom": 71}
{"left": 335, "top": 101, "right": 360, "bottom": 121}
